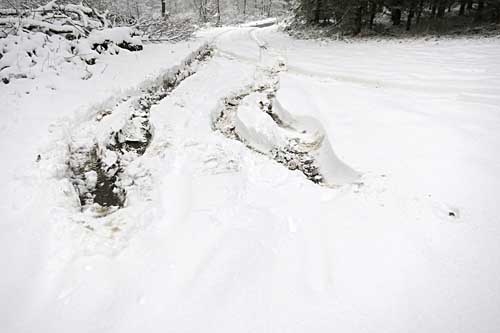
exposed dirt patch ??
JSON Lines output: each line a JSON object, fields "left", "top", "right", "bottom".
{"left": 68, "top": 144, "right": 125, "bottom": 209}
{"left": 212, "top": 90, "right": 250, "bottom": 140}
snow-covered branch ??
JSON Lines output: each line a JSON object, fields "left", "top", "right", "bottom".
{"left": 0, "top": 17, "right": 80, "bottom": 35}
{"left": 0, "top": 0, "right": 110, "bottom": 37}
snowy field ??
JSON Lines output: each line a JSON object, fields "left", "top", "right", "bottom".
{"left": 1, "top": 25, "right": 500, "bottom": 332}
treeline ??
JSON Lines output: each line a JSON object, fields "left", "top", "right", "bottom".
{"left": 295, "top": 1, "right": 500, "bottom": 34}
{"left": 0, "top": 0, "right": 292, "bottom": 24}
{"left": 190, "top": 0, "right": 292, "bottom": 24}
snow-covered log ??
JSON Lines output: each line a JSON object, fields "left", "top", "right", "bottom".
{"left": 0, "top": 8, "right": 18, "bottom": 16}
{"left": 0, "top": 17, "right": 80, "bottom": 35}
{"left": 0, "top": 0, "right": 109, "bottom": 37}
{"left": 38, "top": 1, "right": 93, "bottom": 16}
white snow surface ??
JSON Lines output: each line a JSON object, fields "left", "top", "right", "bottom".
{"left": 1, "top": 26, "right": 500, "bottom": 333}
{"left": 87, "top": 27, "right": 142, "bottom": 46}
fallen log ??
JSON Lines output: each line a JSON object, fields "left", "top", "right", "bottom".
{"left": 0, "top": 17, "right": 80, "bottom": 35}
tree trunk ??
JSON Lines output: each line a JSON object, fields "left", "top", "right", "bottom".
{"left": 459, "top": 1, "right": 466, "bottom": 15}
{"left": 314, "top": 0, "right": 322, "bottom": 23}
{"left": 437, "top": 2, "right": 446, "bottom": 18}
{"left": 392, "top": 7, "right": 402, "bottom": 25}
{"left": 199, "top": 0, "right": 207, "bottom": 22}
{"left": 243, "top": 0, "right": 247, "bottom": 16}
{"left": 354, "top": 6, "right": 363, "bottom": 35}
{"left": 416, "top": 0, "right": 424, "bottom": 24}
{"left": 161, "top": 0, "right": 166, "bottom": 17}
{"left": 369, "top": 1, "right": 377, "bottom": 29}
{"left": 216, "top": 0, "right": 221, "bottom": 26}
{"left": 475, "top": 1, "right": 484, "bottom": 21}
{"left": 467, "top": 1, "right": 473, "bottom": 10}
{"left": 406, "top": 7, "right": 415, "bottom": 31}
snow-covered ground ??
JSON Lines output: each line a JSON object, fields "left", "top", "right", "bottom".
{"left": 1, "top": 25, "right": 500, "bottom": 332}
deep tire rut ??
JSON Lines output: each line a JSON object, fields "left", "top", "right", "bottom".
{"left": 68, "top": 45, "right": 214, "bottom": 215}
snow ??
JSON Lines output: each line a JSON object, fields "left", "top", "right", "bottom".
{"left": 240, "top": 17, "right": 278, "bottom": 28}
{"left": 0, "top": 31, "right": 73, "bottom": 82}
{"left": 1, "top": 25, "right": 500, "bottom": 333}
{"left": 235, "top": 92, "right": 288, "bottom": 151}
{"left": 233, "top": 88, "right": 359, "bottom": 185}
{"left": 0, "top": 27, "right": 143, "bottom": 84}
{"left": 0, "top": 17, "right": 80, "bottom": 35}
{"left": 87, "top": 27, "right": 143, "bottom": 47}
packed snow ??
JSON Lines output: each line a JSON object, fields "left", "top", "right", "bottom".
{"left": 1, "top": 24, "right": 500, "bottom": 333}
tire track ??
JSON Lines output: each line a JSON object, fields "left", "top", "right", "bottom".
{"left": 68, "top": 45, "right": 214, "bottom": 215}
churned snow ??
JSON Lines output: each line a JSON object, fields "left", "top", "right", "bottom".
{"left": 1, "top": 25, "right": 500, "bottom": 333}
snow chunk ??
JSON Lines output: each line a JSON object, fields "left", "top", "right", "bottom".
{"left": 234, "top": 92, "right": 288, "bottom": 153}
{"left": 84, "top": 170, "right": 98, "bottom": 188}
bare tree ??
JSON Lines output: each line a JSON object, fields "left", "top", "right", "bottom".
{"left": 216, "top": 0, "right": 221, "bottom": 25}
